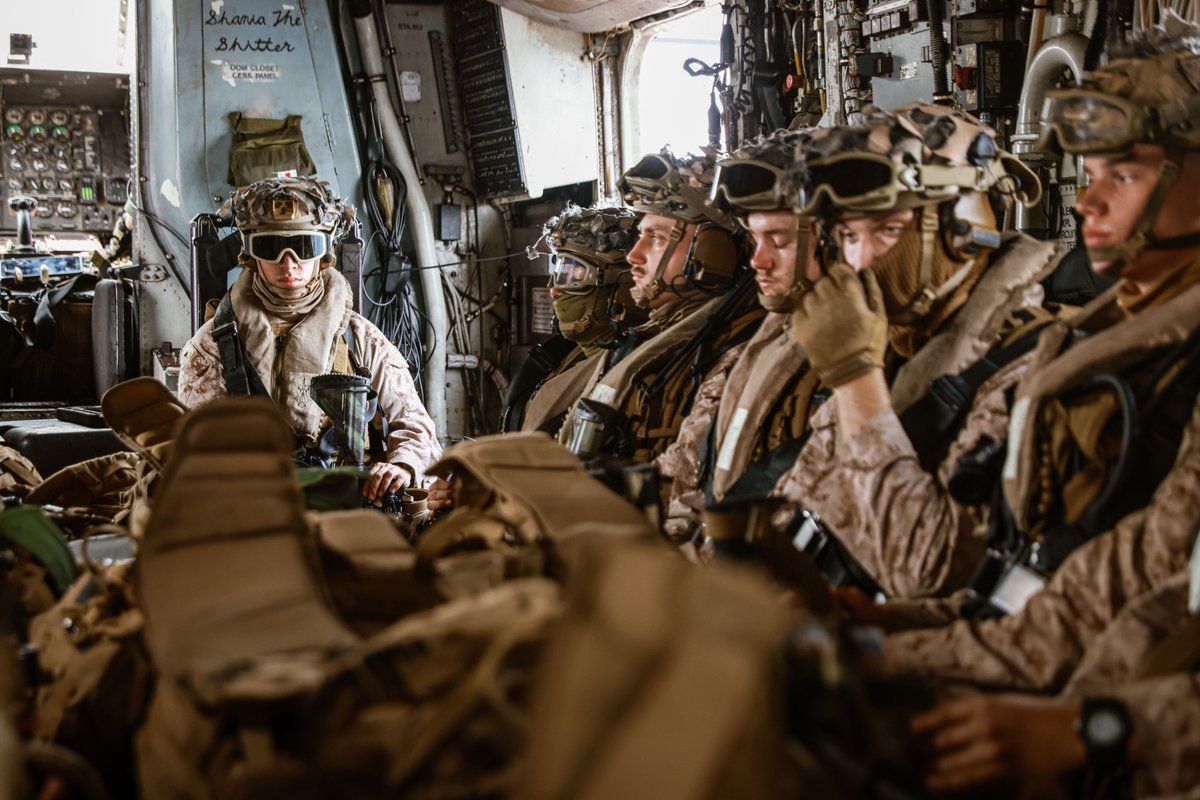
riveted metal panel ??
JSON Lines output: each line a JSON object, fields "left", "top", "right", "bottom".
{"left": 135, "top": 0, "right": 365, "bottom": 362}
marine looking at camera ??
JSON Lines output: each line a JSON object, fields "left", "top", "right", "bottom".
{"left": 178, "top": 176, "right": 441, "bottom": 501}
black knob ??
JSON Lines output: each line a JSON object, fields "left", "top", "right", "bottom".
{"left": 8, "top": 195, "right": 37, "bottom": 252}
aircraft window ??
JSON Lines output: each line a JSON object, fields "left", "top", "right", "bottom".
{"left": 636, "top": 4, "right": 723, "bottom": 155}
{"left": 0, "top": 0, "right": 130, "bottom": 74}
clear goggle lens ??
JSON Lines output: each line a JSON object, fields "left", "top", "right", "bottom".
{"left": 710, "top": 159, "right": 784, "bottom": 212}
{"left": 245, "top": 230, "right": 330, "bottom": 263}
{"left": 548, "top": 255, "right": 601, "bottom": 293}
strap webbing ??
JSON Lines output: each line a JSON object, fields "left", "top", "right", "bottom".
{"left": 211, "top": 293, "right": 266, "bottom": 397}
{"left": 899, "top": 324, "right": 1045, "bottom": 471}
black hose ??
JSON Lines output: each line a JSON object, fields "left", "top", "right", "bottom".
{"left": 1083, "top": 0, "right": 1109, "bottom": 70}
{"left": 925, "top": 0, "right": 953, "bottom": 105}
{"left": 347, "top": 0, "right": 373, "bottom": 19}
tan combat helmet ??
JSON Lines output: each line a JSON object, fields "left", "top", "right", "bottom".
{"left": 1039, "top": 28, "right": 1200, "bottom": 271}
{"left": 225, "top": 176, "right": 355, "bottom": 269}
{"left": 618, "top": 148, "right": 741, "bottom": 306}
{"left": 710, "top": 128, "right": 817, "bottom": 312}
{"left": 779, "top": 104, "right": 1041, "bottom": 326}
{"left": 539, "top": 204, "right": 642, "bottom": 346}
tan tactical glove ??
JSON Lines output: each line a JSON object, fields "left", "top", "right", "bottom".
{"left": 789, "top": 262, "right": 887, "bottom": 387}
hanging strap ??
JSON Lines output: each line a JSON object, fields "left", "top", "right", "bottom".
{"left": 211, "top": 293, "right": 268, "bottom": 398}
{"left": 899, "top": 322, "right": 1047, "bottom": 472}
{"left": 28, "top": 275, "right": 81, "bottom": 350}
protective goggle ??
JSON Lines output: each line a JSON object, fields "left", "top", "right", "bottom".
{"left": 244, "top": 230, "right": 331, "bottom": 263}
{"left": 709, "top": 158, "right": 785, "bottom": 213}
{"left": 548, "top": 254, "right": 603, "bottom": 294}
{"left": 790, "top": 152, "right": 997, "bottom": 215}
{"left": 619, "top": 154, "right": 679, "bottom": 206}
{"left": 1038, "top": 90, "right": 1161, "bottom": 155}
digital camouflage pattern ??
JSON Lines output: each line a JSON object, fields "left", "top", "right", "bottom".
{"left": 1058, "top": 574, "right": 1200, "bottom": 798}
{"left": 777, "top": 234, "right": 1062, "bottom": 597}
{"left": 179, "top": 300, "right": 441, "bottom": 486}
{"left": 658, "top": 314, "right": 815, "bottom": 544}
{"left": 888, "top": 391, "right": 1200, "bottom": 688}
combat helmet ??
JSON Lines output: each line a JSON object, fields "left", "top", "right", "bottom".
{"left": 1038, "top": 23, "right": 1200, "bottom": 271}
{"left": 618, "top": 148, "right": 742, "bottom": 307}
{"left": 779, "top": 104, "right": 1041, "bottom": 329}
{"left": 540, "top": 204, "right": 642, "bottom": 347}
{"left": 710, "top": 128, "right": 817, "bottom": 312}
{"left": 225, "top": 176, "right": 356, "bottom": 269}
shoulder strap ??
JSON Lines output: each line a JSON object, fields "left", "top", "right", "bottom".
{"left": 642, "top": 278, "right": 760, "bottom": 401}
{"left": 211, "top": 293, "right": 268, "bottom": 398}
{"left": 900, "top": 322, "right": 1046, "bottom": 472}
{"left": 716, "top": 435, "right": 810, "bottom": 506}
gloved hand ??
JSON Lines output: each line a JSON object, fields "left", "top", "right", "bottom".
{"left": 789, "top": 262, "right": 887, "bottom": 387}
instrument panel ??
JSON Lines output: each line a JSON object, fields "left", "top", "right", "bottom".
{"left": 0, "top": 71, "right": 131, "bottom": 236}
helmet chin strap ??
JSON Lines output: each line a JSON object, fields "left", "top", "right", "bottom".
{"left": 631, "top": 220, "right": 686, "bottom": 308}
{"left": 759, "top": 222, "right": 812, "bottom": 314}
{"left": 1086, "top": 149, "right": 1190, "bottom": 272}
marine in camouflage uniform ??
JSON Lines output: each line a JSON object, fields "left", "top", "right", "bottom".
{"left": 178, "top": 176, "right": 441, "bottom": 493}
{"left": 505, "top": 205, "right": 643, "bottom": 436}
{"left": 887, "top": 34, "right": 1200, "bottom": 796}
{"left": 656, "top": 129, "right": 824, "bottom": 545}
{"left": 773, "top": 103, "right": 1063, "bottom": 600}
{"left": 558, "top": 149, "right": 765, "bottom": 465}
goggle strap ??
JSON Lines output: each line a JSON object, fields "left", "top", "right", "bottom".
{"left": 917, "top": 164, "right": 991, "bottom": 192}
{"left": 676, "top": 182, "right": 730, "bottom": 224}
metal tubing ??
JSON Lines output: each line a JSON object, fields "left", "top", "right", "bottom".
{"left": 351, "top": 9, "right": 449, "bottom": 436}
{"left": 1012, "top": 33, "right": 1089, "bottom": 233}
{"left": 1014, "top": 33, "right": 1089, "bottom": 143}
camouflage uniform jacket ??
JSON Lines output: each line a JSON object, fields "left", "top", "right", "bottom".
{"left": 657, "top": 313, "right": 815, "bottom": 543}
{"left": 179, "top": 300, "right": 441, "bottom": 486}
{"left": 777, "top": 235, "right": 1064, "bottom": 598}
{"left": 888, "top": 275, "right": 1200, "bottom": 688}
{"left": 1057, "top": 573, "right": 1200, "bottom": 798}
{"left": 888, "top": 393, "right": 1200, "bottom": 691}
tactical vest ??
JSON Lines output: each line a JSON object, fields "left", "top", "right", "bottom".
{"left": 499, "top": 335, "right": 576, "bottom": 432}
{"left": 965, "top": 277, "right": 1200, "bottom": 618}
{"left": 562, "top": 283, "right": 764, "bottom": 463}
{"left": 520, "top": 349, "right": 601, "bottom": 436}
{"left": 785, "top": 235, "right": 1065, "bottom": 598}
{"left": 210, "top": 293, "right": 382, "bottom": 466}
{"left": 703, "top": 314, "right": 825, "bottom": 505}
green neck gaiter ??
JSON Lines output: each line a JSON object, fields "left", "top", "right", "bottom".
{"left": 554, "top": 290, "right": 613, "bottom": 355}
